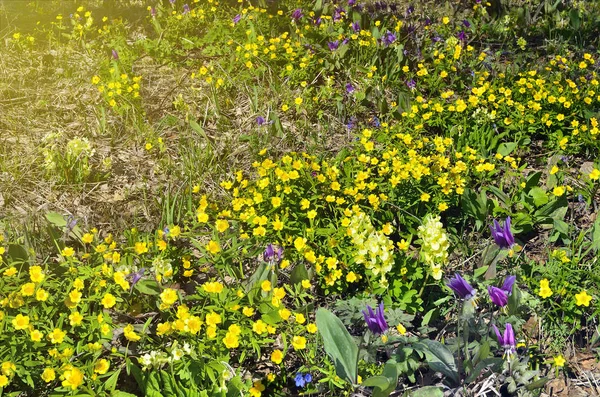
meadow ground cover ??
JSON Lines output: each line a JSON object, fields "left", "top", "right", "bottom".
{"left": 0, "top": 0, "right": 600, "bottom": 395}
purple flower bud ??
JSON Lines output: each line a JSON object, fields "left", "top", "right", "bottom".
{"left": 488, "top": 286, "right": 508, "bottom": 307}
{"left": 348, "top": 0, "right": 356, "bottom": 6}
{"left": 150, "top": 7, "right": 157, "bottom": 17}
{"left": 256, "top": 116, "right": 265, "bottom": 125}
{"left": 458, "top": 31, "right": 467, "bottom": 42}
{"left": 263, "top": 244, "right": 283, "bottom": 263}
{"left": 328, "top": 40, "right": 340, "bottom": 51}
{"left": 447, "top": 273, "right": 476, "bottom": 300}
{"left": 362, "top": 303, "right": 388, "bottom": 334}
{"left": 127, "top": 268, "right": 145, "bottom": 293}
{"left": 333, "top": 8, "right": 344, "bottom": 22}
{"left": 351, "top": 22, "right": 361, "bottom": 32}
{"left": 490, "top": 217, "right": 515, "bottom": 249}
{"left": 346, "top": 83, "right": 355, "bottom": 94}
{"left": 292, "top": 8, "right": 303, "bottom": 21}
{"left": 501, "top": 275, "right": 516, "bottom": 295}
{"left": 463, "top": 19, "right": 471, "bottom": 28}
{"left": 492, "top": 323, "right": 516, "bottom": 357}
{"left": 406, "top": 79, "right": 416, "bottom": 90}
{"left": 183, "top": 4, "right": 190, "bottom": 14}
{"left": 382, "top": 31, "right": 396, "bottom": 46}
{"left": 233, "top": 14, "right": 241, "bottom": 24}
{"left": 169, "top": 0, "right": 175, "bottom": 4}
{"left": 111, "top": 49, "right": 119, "bottom": 60}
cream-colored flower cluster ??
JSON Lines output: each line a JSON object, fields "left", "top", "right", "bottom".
{"left": 417, "top": 214, "right": 449, "bottom": 280}
{"left": 347, "top": 210, "right": 395, "bottom": 286}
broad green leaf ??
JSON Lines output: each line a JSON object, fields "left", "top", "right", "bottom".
{"left": 497, "top": 142, "right": 517, "bottom": 156}
{"left": 528, "top": 187, "right": 548, "bottom": 207}
{"left": 135, "top": 279, "right": 161, "bottom": 295}
{"left": 362, "top": 376, "right": 390, "bottom": 389}
{"left": 316, "top": 308, "right": 358, "bottom": 384}
{"left": 290, "top": 262, "right": 309, "bottom": 285}
{"left": 406, "top": 386, "right": 444, "bottom": 397}
{"left": 414, "top": 340, "right": 459, "bottom": 385}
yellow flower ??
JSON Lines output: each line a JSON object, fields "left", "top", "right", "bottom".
{"left": 295, "top": 313, "right": 306, "bottom": 324}
{"left": 301, "top": 279, "right": 311, "bottom": 289}
{"left": 252, "top": 319, "right": 268, "bottom": 334}
{"left": 292, "top": 335, "right": 307, "bottom": 350}
{"left": 206, "top": 240, "right": 221, "bottom": 254}
{"left": 223, "top": 332, "right": 239, "bottom": 349}
{"left": 215, "top": 219, "right": 229, "bottom": 233}
{"left": 538, "top": 279, "right": 553, "bottom": 299}
{"left": 552, "top": 186, "right": 565, "bottom": 197}
{"left": 346, "top": 272, "right": 357, "bottom": 283}
{"left": 61, "top": 247, "right": 75, "bottom": 257}
{"left": 47, "top": 328, "right": 66, "bottom": 344}
{"left": 30, "top": 329, "right": 43, "bottom": 342}
{"left": 94, "top": 359, "right": 110, "bottom": 374}
{"left": 202, "top": 281, "right": 224, "bottom": 294}
{"left": 134, "top": 242, "right": 148, "bottom": 255}
{"left": 29, "top": 266, "right": 44, "bottom": 283}
{"left": 123, "top": 324, "right": 141, "bottom": 342}
{"left": 160, "top": 288, "right": 178, "bottom": 307}
{"left": 101, "top": 293, "right": 116, "bottom": 308}
{"left": 553, "top": 355, "right": 566, "bottom": 368}
{"left": 294, "top": 97, "right": 303, "bottom": 105}
{"left": 62, "top": 367, "right": 84, "bottom": 390}
{"left": 12, "top": 314, "right": 29, "bottom": 330}
{"left": 41, "top": 368, "right": 56, "bottom": 383}
{"left": 306, "top": 323, "right": 318, "bottom": 334}
{"left": 69, "top": 312, "right": 84, "bottom": 326}
{"left": 271, "top": 349, "right": 283, "bottom": 364}
{"left": 438, "top": 202, "right": 448, "bottom": 212}
{"left": 261, "top": 280, "right": 272, "bottom": 292}
{"left": 205, "top": 312, "right": 222, "bottom": 327}
{"left": 575, "top": 290, "right": 592, "bottom": 307}
{"left": 82, "top": 233, "right": 94, "bottom": 244}
{"left": 281, "top": 104, "right": 289, "bottom": 112}
{"left": 589, "top": 168, "right": 600, "bottom": 180}
{"left": 21, "top": 282, "right": 35, "bottom": 296}
{"left": 0, "top": 375, "right": 8, "bottom": 387}
{"left": 242, "top": 307, "right": 255, "bottom": 317}
{"left": 442, "top": 16, "right": 450, "bottom": 24}
{"left": 397, "top": 324, "right": 407, "bottom": 335}
{"left": 420, "top": 193, "right": 430, "bottom": 202}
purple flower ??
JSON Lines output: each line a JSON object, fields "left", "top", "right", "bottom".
{"left": 295, "top": 372, "right": 312, "bottom": 388}
{"left": 351, "top": 22, "right": 361, "bottom": 32}
{"left": 463, "top": 19, "right": 471, "bottom": 28}
{"left": 183, "top": 4, "right": 190, "bottom": 14}
{"left": 346, "top": 83, "right": 355, "bottom": 94}
{"left": 169, "top": 0, "right": 175, "bottom": 4}
{"left": 150, "top": 7, "right": 157, "bottom": 17}
{"left": 328, "top": 40, "right": 340, "bottom": 51}
{"left": 263, "top": 244, "right": 283, "bottom": 263}
{"left": 382, "top": 31, "right": 397, "bottom": 46}
{"left": 346, "top": 116, "right": 357, "bottom": 130}
{"left": 292, "top": 8, "right": 303, "bottom": 21}
{"left": 492, "top": 323, "right": 516, "bottom": 357}
{"left": 233, "top": 14, "right": 241, "bottom": 24}
{"left": 501, "top": 275, "right": 516, "bottom": 295}
{"left": 447, "top": 274, "right": 476, "bottom": 300}
{"left": 488, "top": 286, "right": 508, "bottom": 307}
{"left": 348, "top": 0, "right": 356, "bottom": 6}
{"left": 458, "top": 31, "right": 467, "bottom": 42}
{"left": 333, "top": 8, "right": 345, "bottom": 22}
{"left": 362, "top": 303, "right": 388, "bottom": 335}
{"left": 314, "top": 17, "right": 322, "bottom": 26}
{"left": 127, "top": 268, "right": 145, "bottom": 293}
{"left": 405, "top": 5, "right": 414, "bottom": 16}
{"left": 490, "top": 217, "right": 515, "bottom": 249}
{"left": 111, "top": 49, "right": 119, "bottom": 60}
{"left": 256, "top": 116, "right": 265, "bottom": 125}
{"left": 406, "top": 79, "right": 416, "bottom": 90}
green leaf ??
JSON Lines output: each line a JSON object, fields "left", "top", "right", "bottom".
{"left": 315, "top": 308, "right": 358, "bottom": 384}
{"left": 104, "top": 369, "right": 121, "bottom": 391}
{"left": 135, "top": 279, "right": 161, "bottom": 295}
{"left": 374, "top": 360, "right": 399, "bottom": 397}
{"left": 112, "top": 392, "right": 138, "bottom": 397}
{"left": 590, "top": 216, "right": 600, "bottom": 252}
{"left": 362, "top": 376, "right": 390, "bottom": 389}
{"left": 406, "top": 386, "right": 444, "bottom": 397}
{"left": 290, "top": 262, "right": 309, "bottom": 286}
{"left": 497, "top": 142, "right": 517, "bottom": 156}
{"left": 528, "top": 187, "right": 548, "bottom": 207}
{"left": 413, "top": 340, "right": 459, "bottom": 385}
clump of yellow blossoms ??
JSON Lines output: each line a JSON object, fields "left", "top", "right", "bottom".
{"left": 347, "top": 209, "right": 394, "bottom": 286}
{"left": 417, "top": 214, "right": 449, "bottom": 280}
